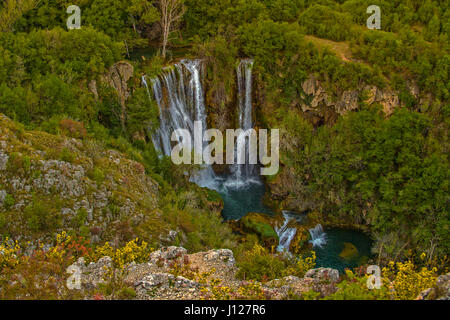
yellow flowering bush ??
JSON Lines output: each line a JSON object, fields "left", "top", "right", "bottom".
{"left": 0, "top": 238, "right": 21, "bottom": 270}
{"left": 45, "top": 231, "right": 72, "bottom": 262}
{"left": 291, "top": 251, "right": 316, "bottom": 278}
{"left": 237, "top": 280, "right": 266, "bottom": 300}
{"left": 382, "top": 259, "right": 437, "bottom": 300}
{"left": 200, "top": 278, "right": 266, "bottom": 300}
{"left": 206, "top": 278, "right": 233, "bottom": 300}
{"left": 92, "top": 238, "right": 152, "bottom": 269}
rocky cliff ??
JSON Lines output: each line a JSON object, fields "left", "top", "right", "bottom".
{"left": 0, "top": 114, "right": 166, "bottom": 245}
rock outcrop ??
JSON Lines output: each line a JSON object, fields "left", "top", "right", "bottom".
{"left": 102, "top": 61, "right": 134, "bottom": 109}
{"left": 300, "top": 74, "right": 400, "bottom": 119}
{"left": 101, "top": 61, "right": 134, "bottom": 129}
{"left": 416, "top": 273, "right": 450, "bottom": 300}
{"left": 0, "top": 114, "right": 164, "bottom": 244}
{"left": 69, "top": 246, "right": 341, "bottom": 300}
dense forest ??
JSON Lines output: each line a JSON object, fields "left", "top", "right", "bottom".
{"left": 0, "top": 0, "right": 448, "bottom": 300}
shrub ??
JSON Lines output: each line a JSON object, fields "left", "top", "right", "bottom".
{"left": 382, "top": 260, "right": 438, "bottom": 300}
{"left": 324, "top": 270, "right": 390, "bottom": 300}
{"left": 92, "top": 238, "right": 153, "bottom": 269}
{"left": 24, "top": 199, "right": 61, "bottom": 233}
{"left": 88, "top": 167, "right": 105, "bottom": 185}
{"left": 59, "top": 119, "right": 87, "bottom": 139}
{"left": 117, "top": 286, "right": 136, "bottom": 299}
{"left": 0, "top": 238, "right": 20, "bottom": 271}
{"left": 236, "top": 244, "right": 288, "bottom": 282}
{"left": 59, "top": 148, "right": 76, "bottom": 163}
{"left": 6, "top": 152, "right": 27, "bottom": 173}
{"left": 3, "top": 193, "right": 15, "bottom": 209}
{"left": 73, "top": 208, "right": 88, "bottom": 228}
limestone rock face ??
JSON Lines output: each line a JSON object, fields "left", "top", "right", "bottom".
{"left": 416, "top": 273, "right": 450, "bottom": 300}
{"left": 102, "top": 61, "right": 134, "bottom": 127}
{"left": 305, "top": 268, "right": 340, "bottom": 283}
{"left": 436, "top": 273, "right": 450, "bottom": 300}
{"left": 299, "top": 74, "right": 401, "bottom": 118}
{"left": 364, "top": 85, "right": 399, "bottom": 116}
{"left": 103, "top": 61, "right": 134, "bottom": 107}
{"left": 88, "top": 80, "right": 99, "bottom": 100}
{"left": 0, "top": 114, "right": 162, "bottom": 243}
{"left": 0, "top": 150, "right": 8, "bottom": 171}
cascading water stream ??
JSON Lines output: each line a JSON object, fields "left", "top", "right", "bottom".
{"left": 144, "top": 59, "right": 261, "bottom": 191}
{"left": 143, "top": 60, "right": 218, "bottom": 189}
{"left": 275, "top": 211, "right": 306, "bottom": 252}
{"left": 309, "top": 224, "right": 327, "bottom": 248}
{"left": 143, "top": 58, "right": 274, "bottom": 220}
{"left": 225, "top": 59, "right": 260, "bottom": 188}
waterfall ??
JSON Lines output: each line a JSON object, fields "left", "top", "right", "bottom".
{"left": 276, "top": 211, "right": 306, "bottom": 252}
{"left": 143, "top": 59, "right": 218, "bottom": 189}
{"left": 144, "top": 58, "right": 262, "bottom": 192}
{"left": 309, "top": 224, "right": 327, "bottom": 248}
{"left": 225, "top": 59, "right": 260, "bottom": 188}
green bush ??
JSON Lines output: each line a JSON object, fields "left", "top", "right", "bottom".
{"left": 3, "top": 193, "right": 15, "bottom": 210}
{"left": 236, "top": 244, "right": 290, "bottom": 282}
{"left": 88, "top": 167, "right": 105, "bottom": 186}
{"left": 24, "top": 198, "right": 61, "bottom": 233}
{"left": 73, "top": 208, "right": 88, "bottom": 229}
{"left": 59, "top": 148, "right": 76, "bottom": 163}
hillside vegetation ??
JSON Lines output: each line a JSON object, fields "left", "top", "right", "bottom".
{"left": 0, "top": 0, "right": 448, "bottom": 300}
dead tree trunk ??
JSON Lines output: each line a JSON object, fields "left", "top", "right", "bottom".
{"left": 158, "top": 0, "right": 185, "bottom": 59}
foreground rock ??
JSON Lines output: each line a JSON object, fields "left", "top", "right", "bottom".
{"left": 69, "top": 246, "right": 342, "bottom": 300}
{"left": 416, "top": 273, "right": 450, "bottom": 300}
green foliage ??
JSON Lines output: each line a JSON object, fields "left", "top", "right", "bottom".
{"left": 126, "top": 87, "right": 159, "bottom": 136}
{"left": 236, "top": 243, "right": 316, "bottom": 282}
{"left": 88, "top": 167, "right": 105, "bottom": 186}
{"left": 73, "top": 208, "right": 88, "bottom": 229}
{"left": 0, "top": 27, "right": 124, "bottom": 126}
{"left": 236, "top": 244, "right": 288, "bottom": 282}
{"left": 282, "top": 107, "right": 449, "bottom": 260}
{"left": 0, "top": 0, "right": 39, "bottom": 32}
{"left": 6, "top": 152, "right": 30, "bottom": 174}
{"left": 25, "top": 198, "right": 62, "bottom": 233}
{"left": 117, "top": 286, "right": 137, "bottom": 299}
{"left": 59, "top": 148, "right": 76, "bottom": 163}
{"left": 160, "top": 189, "right": 237, "bottom": 252}
{"left": 127, "top": 0, "right": 160, "bottom": 25}
{"left": 351, "top": 28, "right": 449, "bottom": 100}
{"left": 299, "top": 4, "right": 356, "bottom": 41}
{"left": 3, "top": 193, "right": 15, "bottom": 210}
{"left": 324, "top": 270, "right": 389, "bottom": 300}
{"left": 241, "top": 216, "right": 278, "bottom": 242}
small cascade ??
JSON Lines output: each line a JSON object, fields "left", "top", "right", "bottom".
{"left": 276, "top": 211, "right": 306, "bottom": 252}
{"left": 309, "top": 224, "right": 327, "bottom": 248}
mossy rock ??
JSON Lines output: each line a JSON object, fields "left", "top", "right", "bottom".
{"left": 290, "top": 226, "right": 311, "bottom": 254}
{"left": 240, "top": 213, "right": 279, "bottom": 247}
{"left": 339, "top": 242, "right": 359, "bottom": 260}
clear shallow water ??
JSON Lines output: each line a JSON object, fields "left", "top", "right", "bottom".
{"left": 209, "top": 179, "right": 373, "bottom": 271}
{"left": 215, "top": 180, "right": 274, "bottom": 221}
{"left": 313, "top": 228, "right": 373, "bottom": 272}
